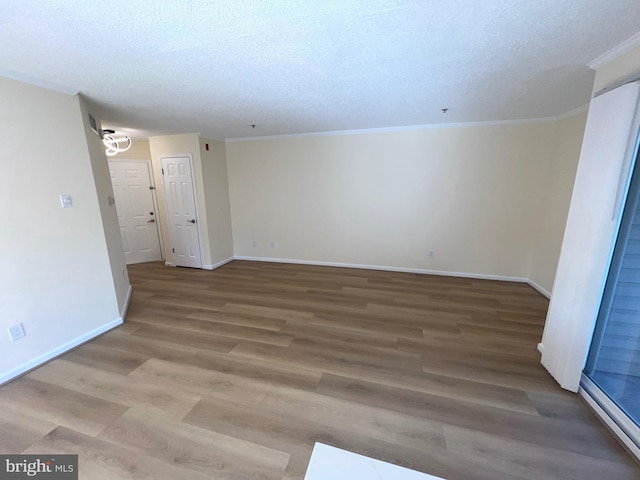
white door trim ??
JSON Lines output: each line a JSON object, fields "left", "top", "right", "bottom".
{"left": 160, "top": 154, "right": 203, "bottom": 268}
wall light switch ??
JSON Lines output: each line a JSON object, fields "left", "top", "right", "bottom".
{"left": 60, "top": 194, "right": 73, "bottom": 208}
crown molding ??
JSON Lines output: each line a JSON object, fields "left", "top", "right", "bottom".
{"left": 225, "top": 107, "right": 591, "bottom": 143}
{"left": 224, "top": 118, "right": 546, "bottom": 143}
{"left": 589, "top": 31, "right": 640, "bottom": 70}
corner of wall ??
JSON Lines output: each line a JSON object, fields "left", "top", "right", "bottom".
{"left": 76, "top": 94, "right": 131, "bottom": 313}
{"left": 525, "top": 109, "right": 588, "bottom": 295}
{"left": 200, "top": 136, "right": 235, "bottom": 264}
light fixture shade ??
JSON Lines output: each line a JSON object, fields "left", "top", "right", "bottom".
{"left": 102, "top": 131, "right": 132, "bottom": 156}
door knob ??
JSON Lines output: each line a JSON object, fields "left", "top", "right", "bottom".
{"left": 188, "top": 219, "right": 196, "bottom": 224}
{"left": 148, "top": 219, "right": 156, "bottom": 223}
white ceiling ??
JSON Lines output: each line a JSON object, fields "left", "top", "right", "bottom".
{"left": 1, "top": 1, "right": 640, "bottom": 140}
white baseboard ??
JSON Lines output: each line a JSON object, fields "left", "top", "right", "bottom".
{"left": 0, "top": 317, "right": 123, "bottom": 386}
{"left": 537, "top": 342, "right": 544, "bottom": 355}
{"left": 120, "top": 284, "right": 133, "bottom": 319}
{"left": 233, "top": 255, "right": 529, "bottom": 283}
{"left": 527, "top": 279, "right": 551, "bottom": 298}
{"left": 202, "top": 257, "right": 234, "bottom": 270}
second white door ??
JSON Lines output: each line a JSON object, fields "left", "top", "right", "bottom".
{"left": 109, "top": 160, "right": 162, "bottom": 264}
{"left": 161, "top": 155, "right": 202, "bottom": 268}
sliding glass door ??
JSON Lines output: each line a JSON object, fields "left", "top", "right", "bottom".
{"left": 585, "top": 140, "right": 640, "bottom": 444}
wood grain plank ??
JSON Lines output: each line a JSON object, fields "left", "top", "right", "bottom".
{"left": 186, "top": 349, "right": 322, "bottom": 392}
{"left": 129, "top": 314, "right": 294, "bottom": 346}
{"left": 131, "top": 324, "right": 239, "bottom": 352}
{"left": 28, "top": 359, "right": 202, "bottom": 420}
{"left": 98, "top": 409, "right": 290, "bottom": 480}
{"left": 444, "top": 425, "right": 640, "bottom": 480}
{"left": 0, "top": 404, "right": 56, "bottom": 453}
{"left": 128, "top": 358, "right": 273, "bottom": 405}
{"left": 24, "top": 426, "right": 213, "bottom": 480}
{"left": 0, "top": 377, "right": 128, "bottom": 436}
{"left": 61, "top": 342, "right": 149, "bottom": 375}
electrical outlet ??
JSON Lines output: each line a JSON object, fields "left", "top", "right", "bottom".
{"left": 8, "top": 323, "right": 25, "bottom": 342}
{"left": 252, "top": 240, "right": 257, "bottom": 248}
{"left": 270, "top": 241, "right": 276, "bottom": 249}
{"left": 428, "top": 249, "right": 435, "bottom": 258}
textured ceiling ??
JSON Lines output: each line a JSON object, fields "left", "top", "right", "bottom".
{"left": 1, "top": 1, "right": 640, "bottom": 139}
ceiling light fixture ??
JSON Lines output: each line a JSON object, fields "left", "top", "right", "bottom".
{"left": 102, "top": 129, "right": 132, "bottom": 156}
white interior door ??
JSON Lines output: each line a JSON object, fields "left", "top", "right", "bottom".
{"left": 109, "top": 160, "right": 162, "bottom": 264}
{"left": 161, "top": 155, "right": 202, "bottom": 268}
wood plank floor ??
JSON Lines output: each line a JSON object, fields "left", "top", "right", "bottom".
{"left": 2, "top": 260, "right": 639, "bottom": 479}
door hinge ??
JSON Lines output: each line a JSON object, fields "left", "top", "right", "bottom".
{"left": 149, "top": 186, "right": 155, "bottom": 190}
{"left": 172, "top": 248, "right": 175, "bottom": 253}
{"left": 161, "top": 168, "right": 165, "bottom": 175}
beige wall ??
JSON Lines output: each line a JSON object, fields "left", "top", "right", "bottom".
{"left": 226, "top": 122, "right": 563, "bottom": 280}
{"left": 78, "top": 95, "right": 130, "bottom": 312}
{"left": 200, "top": 137, "right": 234, "bottom": 265}
{"left": 526, "top": 110, "right": 588, "bottom": 294}
{"left": 0, "top": 77, "right": 124, "bottom": 383}
{"left": 110, "top": 139, "right": 152, "bottom": 160}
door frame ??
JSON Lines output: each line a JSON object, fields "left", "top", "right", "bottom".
{"left": 159, "top": 154, "right": 203, "bottom": 268}
{"left": 109, "top": 158, "right": 165, "bottom": 261}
